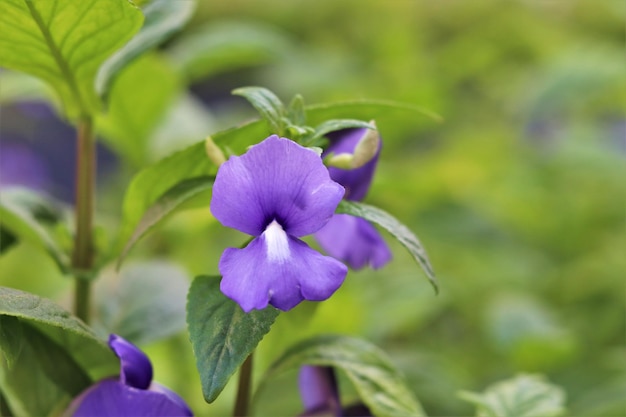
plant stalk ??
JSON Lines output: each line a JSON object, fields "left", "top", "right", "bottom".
{"left": 233, "top": 353, "right": 254, "bottom": 417}
{"left": 72, "top": 116, "right": 96, "bottom": 323}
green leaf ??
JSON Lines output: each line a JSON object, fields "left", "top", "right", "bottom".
{"left": 458, "top": 374, "right": 567, "bottom": 417}
{"left": 0, "top": 0, "right": 143, "bottom": 119}
{"left": 232, "top": 86, "right": 286, "bottom": 135}
{"left": 261, "top": 334, "right": 426, "bottom": 417}
{"left": 93, "top": 262, "right": 190, "bottom": 345}
{"left": 96, "top": 0, "right": 195, "bottom": 98}
{"left": 96, "top": 53, "right": 181, "bottom": 165}
{"left": 306, "top": 99, "right": 443, "bottom": 125}
{"left": 288, "top": 94, "right": 307, "bottom": 126}
{"left": 118, "top": 176, "right": 213, "bottom": 266}
{"left": 167, "top": 20, "right": 292, "bottom": 82}
{"left": 336, "top": 200, "right": 438, "bottom": 293}
{"left": 115, "top": 119, "right": 268, "bottom": 262}
{"left": 186, "top": 276, "right": 279, "bottom": 403}
{"left": 0, "top": 227, "right": 18, "bottom": 254}
{"left": 0, "top": 287, "right": 119, "bottom": 416}
{"left": 309, "top": 119, "right": 376, "bottom": 143}
{"left": 0, "top": 188, "right": 70, "bottom": 273}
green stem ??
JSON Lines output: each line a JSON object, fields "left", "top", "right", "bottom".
{"left": 233, "top": 353, "right": 254, "bottom": 417}
{"left": 72, "top": 117, "right": 96, "bottom": 323}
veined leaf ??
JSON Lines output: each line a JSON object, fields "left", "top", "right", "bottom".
{"left": 336, "top": 200, "right": 438, "bottom": 293}
{"left": 0, "top": 287, "right": 119, "bottom": 416}
{"left": 260, "top": 334, "right": 426, "bottom": 417}
{"left": 0, "top": 0, "right": 143, "bottom": 119}
{"left": 186, "top": 276, "right": 279, "bottom": 403}
{"left": 458, "top": 374, "right": 567, "bottom": 417}
{"left": 96, "top": 0, "right": 195, "bottom": 98}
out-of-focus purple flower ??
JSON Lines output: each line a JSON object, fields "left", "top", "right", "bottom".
{"left": 211, "top": 135, "right": 348, "bottom": 312}
{"left": 0, "top": 142, "right": 49, "bottom": 191}
{"left": 298, "top": 366, "right": 371, "bottom": 417}
{"left": 315, "top": 128, "right": 392, "bottom": 270}
{"left": 67, "top": 335, "right": 192, "bottom": 417}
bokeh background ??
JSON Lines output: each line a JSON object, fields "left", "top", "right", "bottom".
{"left": 1, "top": 0, "right": 623, "bottom": 415}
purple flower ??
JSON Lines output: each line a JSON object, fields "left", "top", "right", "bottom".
{"left": 298, "top": 366, "right": 371, "bottom": 417}
{"left": 315, "top": 128, "right": 392, "bottom": 270}
{"left": 211, "top": 135, "right": 348, "bottom": 312}
{"left": 67, "top": 335, "right": 192, "bottom": 417}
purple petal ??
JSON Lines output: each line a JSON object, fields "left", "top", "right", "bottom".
{"left": 219, "top": 226, "right": 347, "bottom": 312}
{"left": 315, "top": 214, "right": 392, "bottom": 270}
{"left": 325, "top": 128, "right": 381, "bottom": 201}
{"left": 108, "top": 334, "right": 153, "bottom": 390}
{"left": 210, "top": 135, "right": 344, "bottom": 237}
{"left": 298, "top": 366, "right": 341, "bottom": 417}
{"left": 70, "top": 379, "right": 193, "bottom": 417}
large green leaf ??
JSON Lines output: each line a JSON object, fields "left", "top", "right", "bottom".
{"left": 0, "top": 0, "right": 143, "bottom": 119}
{"left": 458, "top": 374, "right": 567, "bottom": 417}
{"left": 306, "top": 99, "right": 442, "bottom": 125}
{"left": 114, "top": 119, "right": 267, "bottom": 261}
{"left": 96, "top": 0, "right": 195, "bottom": 98}
{"left": 96, "top": 53, "right": 181, "bottom": 166}
{"left": 336, "top": 200, "right": 438, "bottom": 293}
{"left": 186, "top": 276, "right": 279, "bottom": 403}
{"left": 260, "top": 335, "right": 426, "bottom": 417}
{"left": 93, "top": 262, "right": 190, "bottom": 346}
{"left": 118, "top": 176, "right": 213, "bottom": 266}
{"left": 0, "top": 287, "right": 119, "bottom": 416}
{"left": 0, "top": 188, "right": 70, "bottom": 273}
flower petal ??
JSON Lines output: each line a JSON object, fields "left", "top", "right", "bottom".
{"left": 211, "top": 135, "right": 344, "bottom": 237}
{"left": 298, "top": 366, "right": 342, "bottom": 417}
{"left": 70, "top": 379, "right": 193, "bottom": 417}
{"left": 325, "top": 128, "right": 381, "bottom": 201}
{"left": 315, "top": 214, "right": 392, "bottom": 270}
{"left": 108, "top": 334, "right": 152, "bottom": 390}
{"left": 219, "top": 233, "right": 347, "bottom": 312}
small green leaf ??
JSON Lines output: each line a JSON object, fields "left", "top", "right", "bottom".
{"left": 186, "top": 276, "right": 279, "bottom": 403}
{"left": 0, "top": 287, "right": 119, "bottom": 416}
{"left": 261, "top": 335, "right": 426, "bottom": 417}
{"left": 458, "top": 374, "right": 567, "bottom": 417}
{"left": 309, "top": 119, "right": 376, "bottom": 144}
{"left": 288, "top": 94, "right": 306, "bottom": 126}
{"left": 232, "top": 86, "right": 286, "bottom": 135}
{"left": 118, "top": 176, "right": 213, "bottom": 266}
{"left": 0, "top": 188, "right": 70, "bottom": 273}
{"left": 96, "top": 54, "right": 181, "bottom": 166}
{"left": 167, "top": 21, "right": 292, "bottom": 82}
{"left": 93, "top": 262, "right": 190, "bottom": 345}
{"left": 96, "top": 0, "right": 195, "bottom": 98}
{"left": 0, "top": 0, "right": 143, "bottom": 119}
{"left": 336, "top": 200, "right": 438, "bottom": 293}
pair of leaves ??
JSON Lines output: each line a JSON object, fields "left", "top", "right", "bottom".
{"left": 0, "top": 0, "right": 193, "bottom": 120}
{"left": 0, "top": 287, "right": 118, "bottom": 416}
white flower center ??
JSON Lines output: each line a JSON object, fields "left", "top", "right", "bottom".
{"left": 264, "top": 220, "right": 290, "bottom": 262}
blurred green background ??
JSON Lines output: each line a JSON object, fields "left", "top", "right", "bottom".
{"left": 1, "top": 0, "right": 623, "bottom": 415}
